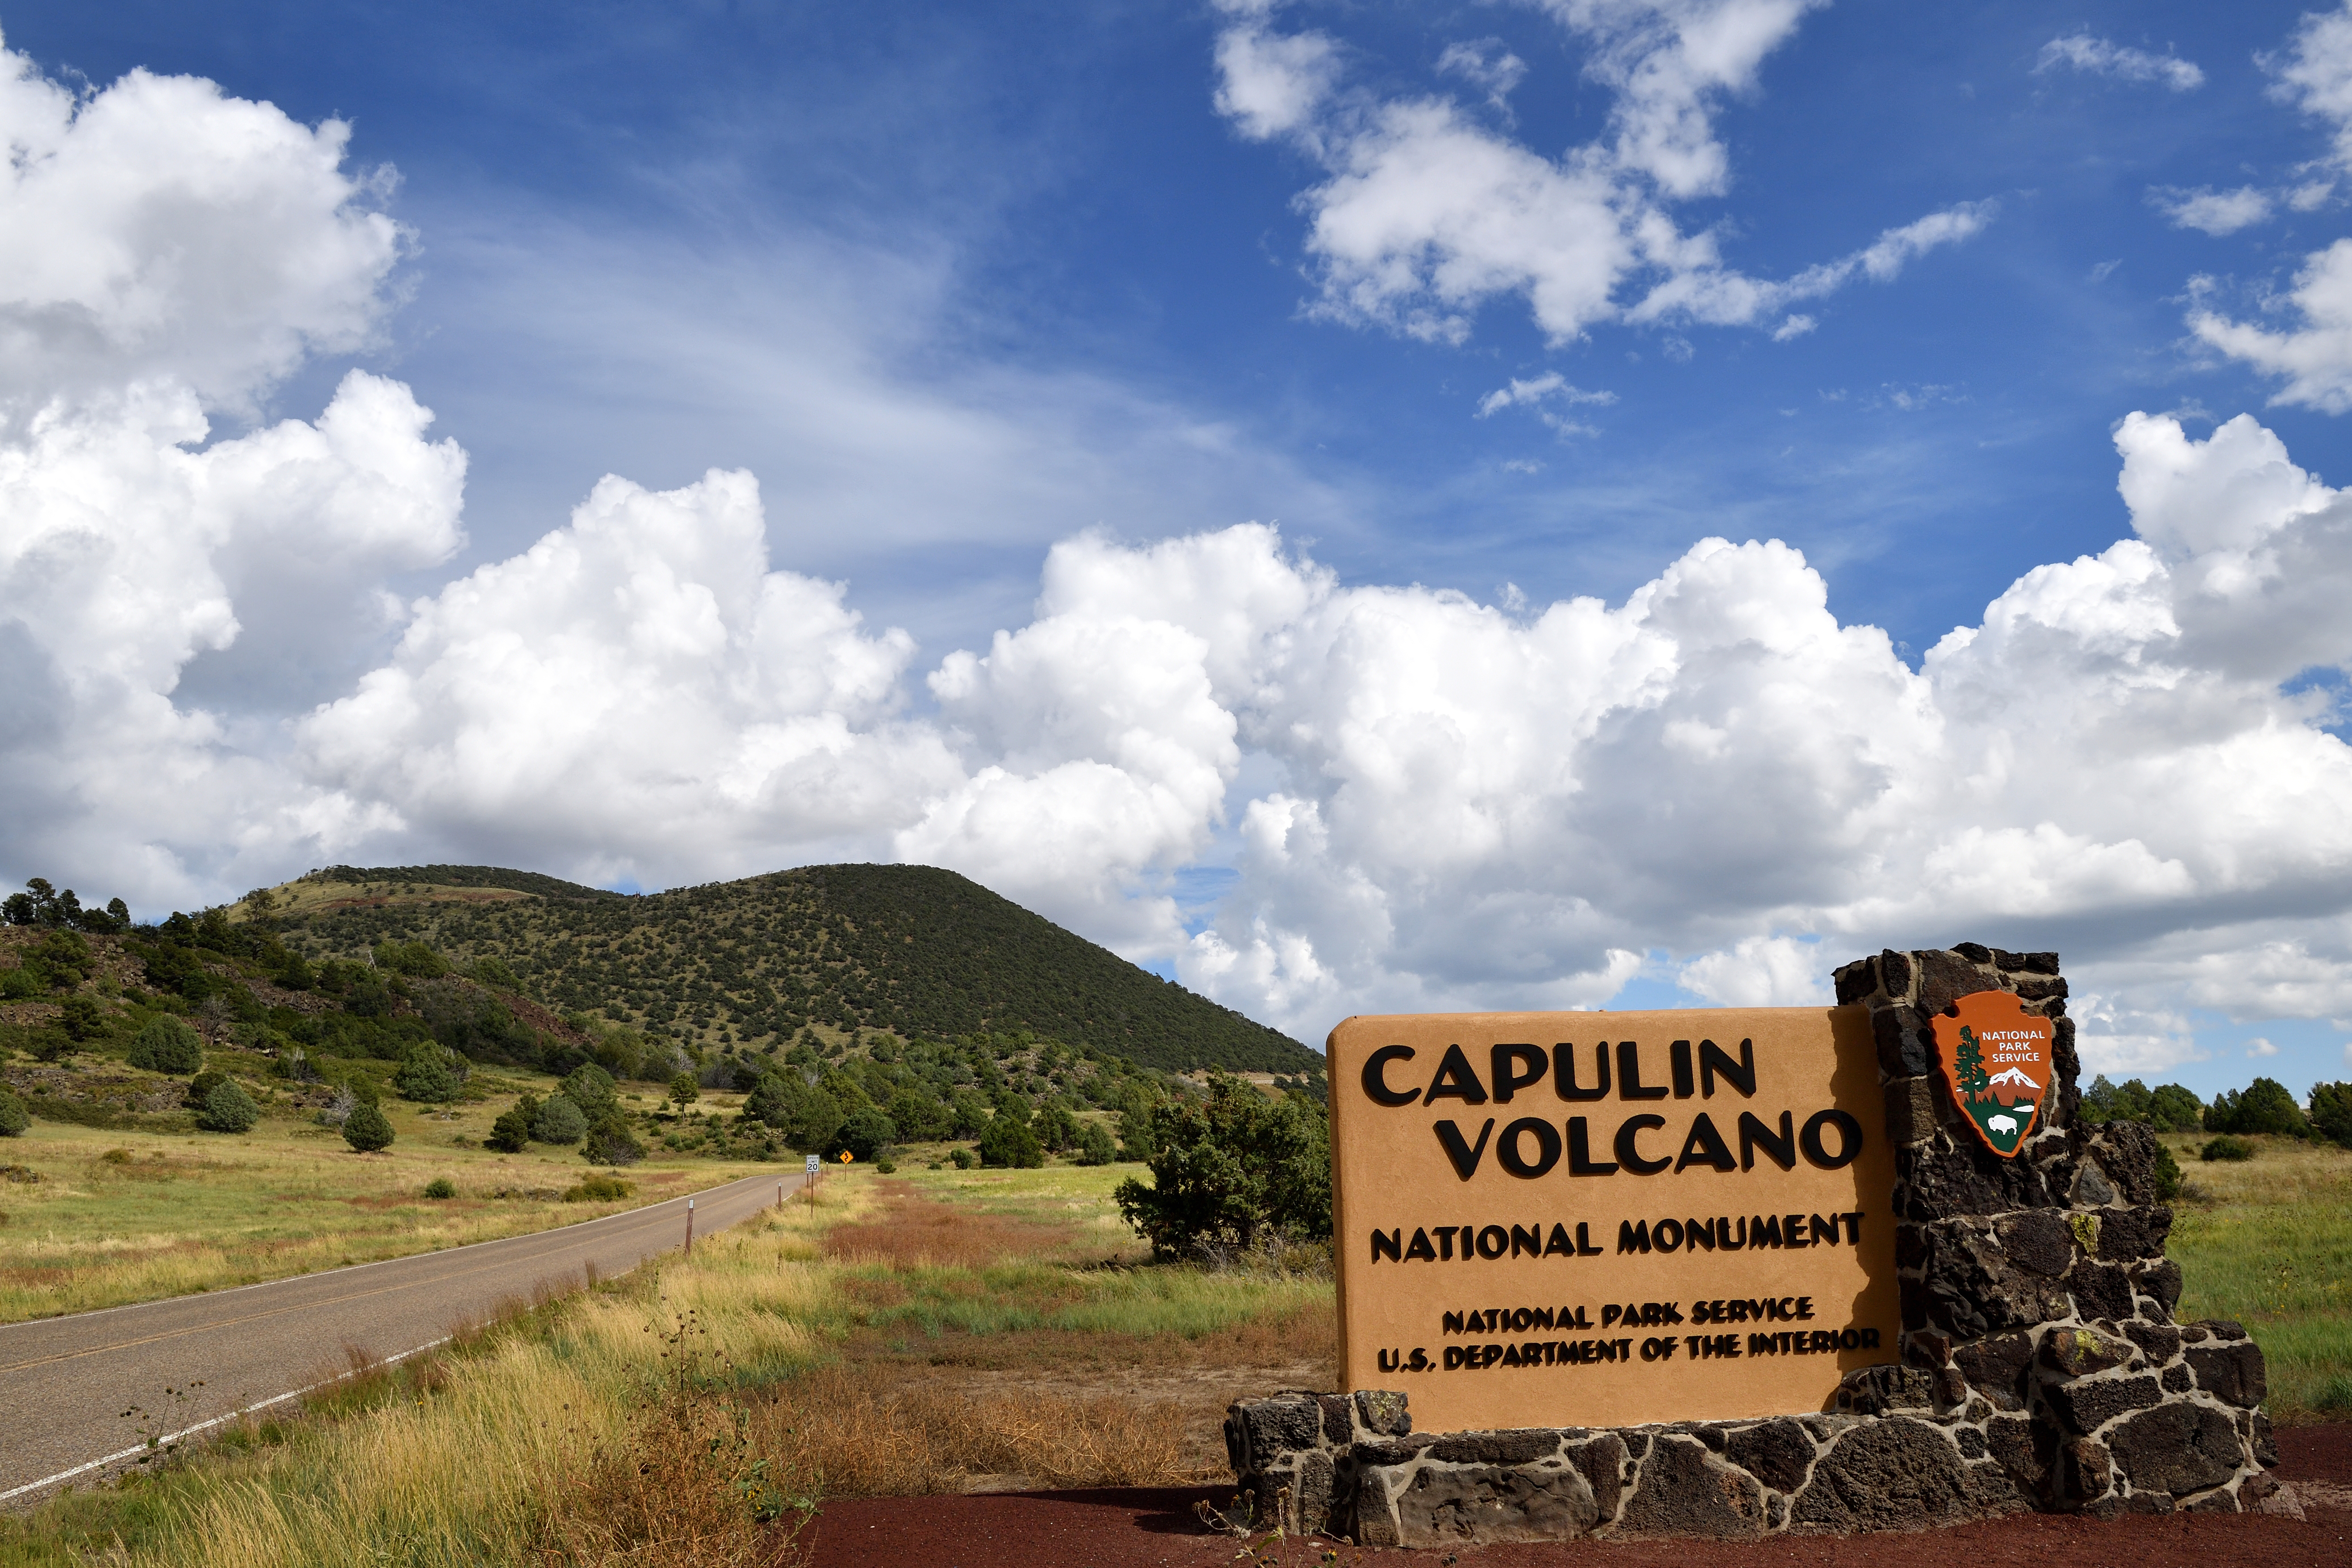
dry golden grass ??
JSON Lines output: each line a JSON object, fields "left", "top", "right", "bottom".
{"left": 756, "top": 1364, "right": 1189, "bottom": 1496}
{"left": 4, "top": 1167, "right": 1338, "bottom": 1566}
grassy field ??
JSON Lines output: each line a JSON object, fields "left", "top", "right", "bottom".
{"left": 0, "top": 1125, "right": 2341, "bottom": 1566}
{"left": 2162, "top": 1130, "right": 2352, "bottom": 1420}
{"left": 0, "top": 1160, "right": 1336, "bottom": 1568}
{"left": 0, "top": 1074, "right": 768, "bottom": 1323}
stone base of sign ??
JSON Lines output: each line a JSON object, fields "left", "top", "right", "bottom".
{"left": 1229, "top": 945, "right": 2276, "bottom": 1541}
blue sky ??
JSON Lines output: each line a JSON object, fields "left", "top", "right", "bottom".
{"left": 4, "top": 2, "right": 2351, "bottom": 1098}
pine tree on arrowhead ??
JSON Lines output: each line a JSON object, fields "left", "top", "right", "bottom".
{"left": 1953, "top": 1025, "right": 1991, "bottom": 1102}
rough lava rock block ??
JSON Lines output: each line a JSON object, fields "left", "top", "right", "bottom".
{"left": 1224, "top": 946, "right": 2277, "bottom": 1540}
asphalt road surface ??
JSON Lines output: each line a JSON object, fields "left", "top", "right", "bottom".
{"left": 0, "top": 1167, "right": 810, "bottom": 1507}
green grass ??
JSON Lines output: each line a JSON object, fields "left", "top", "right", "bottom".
{"left": 0, "top": 1069, "right": 770, "bottom": 1323}
{"left": 2161, "top": 1131, "right": 2352, "bottom": 1420}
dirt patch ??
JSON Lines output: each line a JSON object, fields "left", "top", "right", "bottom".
{"left": 807, "top": 1423, "right": 2352, "bottom": 1568}
{"left": 824, "top": 1179, "right": 1083, "bottom": 1267}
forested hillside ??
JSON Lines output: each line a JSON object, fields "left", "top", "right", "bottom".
{"left": 265, "top": 863, "right": 1315, "bottom": 1074}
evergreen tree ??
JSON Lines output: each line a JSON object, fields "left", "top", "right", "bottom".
{"left": 196, "top": 1080, "right": 261, "bottom": 1133}
{"left": 343, "top": 1101, "right": 395, "bottom": 1152}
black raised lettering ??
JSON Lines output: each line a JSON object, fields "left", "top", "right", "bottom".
{"left": 1404, "top": 1227, "right": 1438, "bottom": 1262}
{"left": 1699, "top": 1038, "right": 1756, "bottom": 1098}
{"left": 1721, "top": 1215, "right": 1746, "bottom": 1251}
{"left": 1510, "top": 1223, "right": 1542, "bottom": 1258}
{"left": 1497, "top": 1115, "right": 1563, "bottom": 1178}
{"left": 1669, "top": 1039, "right": 1694, "bottom": 1098}
{"left": 1423, "top": 1044, "right": 1488, "bottom": 1105}
{"left": 1674, "top": 1112, "right": 1737, "bottom": 1173}
{"left": 1442, "top": 1310, "right": 1465, "bottom": 1334}
{"left": 1750, "top": 1214, "right": 1783, "bottom": 1248}
{"left": 1616, "top": 1040, "right": 1668, "bottom": 1100}
{"left": 1553, "top": 1042, "right": 1610, "bottom": 1101}
{"left": 1362, "top": 1045, "right": 1420, "bottom": 1106}
{"left": 1371, "top": 1228, "right": 1402, "bottom": 1262}
{"left": 1684, "top": 1216, "right": 1716, "bottom": 1251}
{"left": 1801, "top": 1108, "right": 1864, "bottom": 1169}
{"left": 1618, "top": 1220, "right": 1651, "bottom": 1254}
{"left": 1809, "top": 1213, "right": 1839, "bottom": 1247}
{"left": 1842, "top": 1210, "right": 1865, "bottom": 1245}
{"left": 1477, "top": 1225, "right": 1508, "bottom": 1259}
{"left": 1543, "top": 1222, "right": 1574, "bottom": 1257}
{"left": 1615, "top": 1113, "right": 1670, "bottom": 1174}
{"left": 1577, "top": 1222, "right": 1602, "bottom": 1256}
{"left": 1567, "top": 1118, "right": 1617, "bottom": 1176}
{"left": 1490, "top": 1044, "right": 1548, "bottom": 1103}
{"left": 1653, "top": 1219, "right": 1684, "bottom": 1252}
{"left": 1738, "top": 1110, "right": 1796, "bottom": 1171}
{"left": 1437, "top": 1225, "right": 1457, "bottom": 1260}
{"left": 1433, "top": 1118, "right": 1496, "bottom": 1180}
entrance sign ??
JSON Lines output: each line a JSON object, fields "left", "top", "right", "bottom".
{"left": 1931, "top": 990, "right": 2053, "bottom": 1159}
{"left": 1327, "top": 1007, "right": 1898, "bottom": 1435}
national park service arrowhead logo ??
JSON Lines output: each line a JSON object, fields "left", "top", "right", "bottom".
{"left": 1932, "top": 990, "right": 2054, "bottom": 1158}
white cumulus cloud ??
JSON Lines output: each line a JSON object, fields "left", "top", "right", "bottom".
{"left": 2150, "top": 185, "right": 2274, "bottom": 236}
{"left": 1208, "top": 0, "right": 1990, "bottom": 345}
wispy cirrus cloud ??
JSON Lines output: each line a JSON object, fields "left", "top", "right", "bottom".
{"left": 2035, "top": 33, "right": 2204, "bottom": 93}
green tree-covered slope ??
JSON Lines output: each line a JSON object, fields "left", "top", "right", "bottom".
{"left": 276, "top": 863, "right": 1315, "bottom": 1074}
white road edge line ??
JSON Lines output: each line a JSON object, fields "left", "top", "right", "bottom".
{"left": 0, "top": 1335, "right": 451, "bottom": 1505}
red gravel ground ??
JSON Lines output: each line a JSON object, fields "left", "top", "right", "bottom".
{"left": 807, "top": 1424, "right": 2350, "bottom": 1568}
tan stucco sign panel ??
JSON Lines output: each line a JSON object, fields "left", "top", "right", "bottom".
{"left": 1328, "top": 1007, "right": 1898, "bottom": 1435}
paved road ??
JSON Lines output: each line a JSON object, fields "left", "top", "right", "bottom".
{"left": 0, "top": 1168, "right": 809, "bottom": 1506}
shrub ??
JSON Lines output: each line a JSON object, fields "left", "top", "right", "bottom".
{"left": 949, "top": 1147, "right": 976, "bottom": 1170}
{"left": 343, "top": 1100, "right": 395, "bottom": 1152}
{"left": 827, "top": 1106, "right": 899, "bottom": 1163}
{"left": 874, "top": 1159, "right": 897, "bottom": 1174}
{"left": 57, "top": 995, "right": 104, "bottom": 1041}
{"left": 395, "top": 1043, "right": 464, "bottom": 1103}
{"left": 1114, "top": 1072, "right": 1331, "bottom": 1261}
{"left": 2151, "top": 1139, "right": 2183, "bottom": 1202}
{"left": 0, "top": 1087, "right": 26, "bottom": 1137}
{"left": 486, "top": 1098, "right": 533, "bottom": 1153}
{"left": 128, "top": 1016, "right": 204, "bottom": 1074}
{"left": 195, "top": 1079, "right": 260, "bottom": 1133}
{"left": 886, "top": 1087, "right": 953, "bottom": 1142}
{"left": 565, "top": 1173, "right": 633, "bottom": 1202}
{"left": 561, "top": 1063, "right": 621, "bottom": 1119}
{"left": 373, "top": 940, "right": 449, "bottom": 978}
{"left": 582, "top": 1112, "right": 645, "bottom": 1166}
{"left": 183, "top": 1069, "right": 229, "bottom": 1109}
{"left": 1034, "top": 1102, "right": 1080, "bottom": 1153}
{"left": 2201, "top": 1135, "right": 2256, "bottom": 1162}
{"left": 978, "top": 1111, "right": 1043, "bottom": 1169}
{"left": 1072, "top": 1120, "right": 1117, "bottom": 1166}
{"left": 668, "top": 1071, "right": 700, "bottom": 1111}
{"left": 2310, "top": 1081, "right": 2352, "bottom": 1150}
{"left": 531, "top": 1094, "right": 588, "bottom": 1144}
{"left": 423, "top": 1176, "right": 457, "bottom": 1199}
